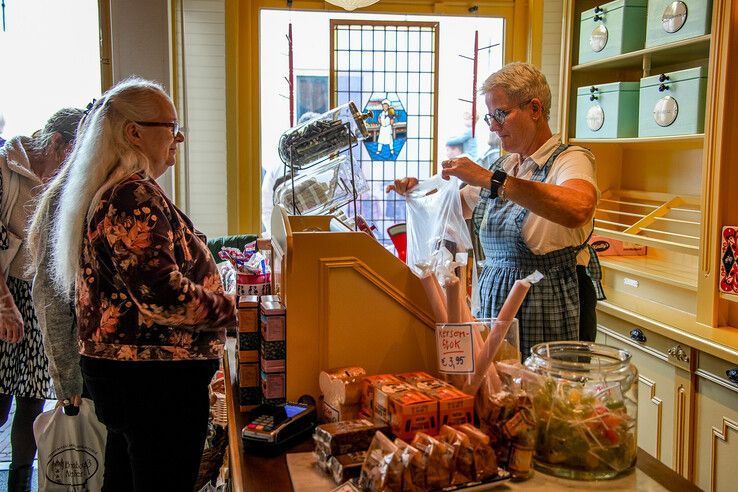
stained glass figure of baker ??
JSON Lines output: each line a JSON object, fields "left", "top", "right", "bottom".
{"left": 376, "top": 99, "right": 396, "bottom": 156}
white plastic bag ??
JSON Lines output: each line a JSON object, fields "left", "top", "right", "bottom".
{"left": 33, "top": 398, "right": 107, "bottom": 491}
{"left": 405, "top": 174, "right": 473, "bottom": 278}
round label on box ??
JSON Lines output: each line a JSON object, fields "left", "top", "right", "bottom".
{"left": 589, "top": 24, "right": 608, "bottom": 53}
{"left": 662, "top": 1, "right": 688, "bottom": 33}
{"left": 653, "top": 96, "right": 679, "bottom": 127}
{"left": 586, "top": 105, "right": 605, "bottom": 131}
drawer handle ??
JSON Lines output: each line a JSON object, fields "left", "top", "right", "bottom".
{"left": 590, "top": 86, "right": 598, "bottom": 93}
{"left": 658, "top": 83, "right": 670, "bottom": 92}
{"left": 727, "top": 369, "right": 738, "bottom": 384}
{"left": 659, "top": 74, "right": 670, "bottom": 83}
{"left": 630, "top": 329, "right": 647, "bottom": 343}
{"left": 667, "top": 345, "right": 690, "bottom": 363}
{"left": 594, "top": 14, "right": 603, "bottom": 22}
{"left": 589, "top": 95, "right": 598, "bottom": 101}
{"left": 594, "top": 6, "right": 603, "bottom": 14}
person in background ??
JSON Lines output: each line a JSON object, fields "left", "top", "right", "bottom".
{"left": 445, "top": 131, "right": 473, "bottom": 160}
{"left": 388, "top": 62, "right": 603, "bottom": 357}
{"left": 261, "top": 111, "right": 320, "bottom": 233}
{"left": 29, "top": 78, "right": 237, "bottom": 491}
{"left": 0, "top": 107, "right": 84, "bottom": 492}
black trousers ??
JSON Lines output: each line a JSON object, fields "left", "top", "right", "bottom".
{"left": 577, "top": 264, "right": 598, "bottom": 342}
{"left": 80, "top": 356, "right": 218, "bottom": 492}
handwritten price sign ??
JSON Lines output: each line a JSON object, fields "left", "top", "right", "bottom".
{"left": 436, "top": 324, "right": 475, "bottom": 374}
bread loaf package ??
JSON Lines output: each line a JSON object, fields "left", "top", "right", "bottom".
{"left": 410, "top": 432, "right": 454, "bottom": 489}
{"left": 456, "top": 423, "right": 498, "bottom": 480}
{"left": 358, "top": 431, "right": 403, "bottom": 492}
{"left": 437, "top": 425, "right": 475, "bottom": 484}
{"left": 393, "top": 438, "right": 425, "bottom": 492}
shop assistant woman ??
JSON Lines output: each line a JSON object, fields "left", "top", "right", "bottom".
{"left": 389, "top": 62, "right": 603, "bottom": 357}
{"left": 33, "top": 78, "right": 237, "bottom": 491}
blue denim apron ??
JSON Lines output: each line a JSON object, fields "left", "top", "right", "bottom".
{"left": 472, "top": 144, "right": 603, "bottom": 358}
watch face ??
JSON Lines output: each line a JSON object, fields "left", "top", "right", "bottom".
{"left": 586, "top": 105, "right": 605, "bottom": 132}
{"left": 653, "top": 96, "right": 679, "bottom": 127}
{"left": 590, "top": 24, "right": 608, "bottom": 53}
{"left": 662, "top": 1, "right": 688, "bottom": 33}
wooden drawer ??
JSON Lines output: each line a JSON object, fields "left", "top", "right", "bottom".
{"left": 596, "top": 310, "right": 691, "bottom": 371}
{"left": 697, "top": 352, "right": 738, "bottom": 392}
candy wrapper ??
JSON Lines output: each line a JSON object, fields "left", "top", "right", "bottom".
{"left": 358, "top": 431, "right": 403, "bottom": 492}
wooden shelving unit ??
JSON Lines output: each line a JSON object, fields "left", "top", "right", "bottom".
{"left": 598, "top": 256, "right": 697, "bottom": 292}
{"left": 571, "top": 35, "right": 711, "bottom": 72}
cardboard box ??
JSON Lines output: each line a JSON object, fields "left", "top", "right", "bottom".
{"left": 237, "top": 295, "right": 259, "bottom": 333}
{"left": 320, "top": 398, "right": 362, "bottom": 424}
{"left": 360, "top": 374, "right": 401, "bottom": 418}
{"left": 388, "top": 389, "right": 438, "bottom": 440}
{"left": 589, "top": 235, "right": 646, "bottom": 256}
{"left": 238, "top": 362, "right": 260, "bottom": 388}
{"left": 421, "top": 385, "right": 474, "bottom": 427}
{"left": 261, "top": 370, "right": 286, "bottom": 401}
{"left": 373, "top": 382, "right": 412, "bottom": 423}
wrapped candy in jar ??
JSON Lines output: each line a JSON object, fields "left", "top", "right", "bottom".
{"left": 524, "top": 341, "right": 638, "bottom": 480}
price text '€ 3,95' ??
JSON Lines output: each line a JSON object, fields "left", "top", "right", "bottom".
{"left": 436, "top": 324, "right": 475, "bottom": 374}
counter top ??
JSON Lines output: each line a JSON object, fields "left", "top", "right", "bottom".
{"left": 223, "top": 339, "right": 699, "bottom": 492}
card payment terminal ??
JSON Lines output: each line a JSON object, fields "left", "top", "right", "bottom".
{"left": 241, "top": 401, "right": 316, "bottom": 449}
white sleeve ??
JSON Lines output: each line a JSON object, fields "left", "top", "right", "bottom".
{"left": 552, "top": 147, "right": 599, "bottom": 196}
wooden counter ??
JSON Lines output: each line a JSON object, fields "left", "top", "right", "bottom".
{"left": 224, "top": 340, "right": 699, "bottom": 492}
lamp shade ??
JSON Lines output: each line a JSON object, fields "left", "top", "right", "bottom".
{"left": 325, "top": 0, "right": 380, "bottom": 11}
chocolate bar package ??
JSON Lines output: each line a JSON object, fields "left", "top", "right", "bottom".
{"left": 328, "top": 451, "right": 367, "bottom": 484}
{"left": 314, "top": 419, "right": 390, "bottom": 456}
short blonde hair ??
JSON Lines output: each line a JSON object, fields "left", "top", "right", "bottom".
{"left": 480, "top": 62, "right": 552, "bottom": 121}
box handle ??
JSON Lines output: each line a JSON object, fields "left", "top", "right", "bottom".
{"left": 727, "top": 369, "right": 738, "bottom": 384}
{"left": 630, "top": 329, "right": 647, "bottom": 343}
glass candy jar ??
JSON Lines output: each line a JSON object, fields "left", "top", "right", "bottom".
{"left": 524, "top": 342, "right": 638, "bottom": 480}
{"left": 278, "top": 101, "right": 370, "bottom": 170}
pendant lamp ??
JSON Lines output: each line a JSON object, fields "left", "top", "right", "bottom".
{"left": 325, "top": 0, "right": 380, "bottom": 11}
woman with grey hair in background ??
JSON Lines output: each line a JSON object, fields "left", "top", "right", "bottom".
{"left": 0, "top": 107, "right": 84, "bottom": 491}
{"left": 29, "top": 77, "right": 237, "bottom": 491}
{"left": 388, "top": 62, "right": 604, "bottom": 358}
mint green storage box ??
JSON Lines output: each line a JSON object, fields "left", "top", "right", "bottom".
{"left": 638, "top": 66, "right": 707, "bottom": 137}
{"left": 578, "top": 0, "right": 647, "bottom": 65}
{"left": 645, "top": 0, "right": 712, "bottom": 48}
{"left": 576, "top": 82, "right": 640, "bottom": 138}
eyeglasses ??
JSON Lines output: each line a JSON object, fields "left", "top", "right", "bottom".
{"left": 135, "top": 121, "right": 181, "bottom": 137}
{"left": 483, "top": 99, "right": 532, "bottom": 127}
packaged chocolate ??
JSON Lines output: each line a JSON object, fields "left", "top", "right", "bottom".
{"left": 393, "top": 439, "right": 424, "bottom": 492}
{"left": 437, "top": 425, "right": 474, "bottom": 484}
{"left": 328, "top": 450, "right": 367, "bottom": 484}
{"left": 314, "top": 419, "right": 390, "bottom": 456}
{"left": 358, "top": 431, "right": 402, "bottom": 492}
{"left": 410, "top": 432, "right": 454, "bottom": 489}
{"left": 456, "top": 423, "right": 498, "bottom": 480}
{"left": 315, "top": 444, "right": 331, "bottom": 473}
{"left": 387, "top": 388, "right": 438, "bottom": 440}
{"left": 320, "top": 398, "right": 361, "bottom": 423}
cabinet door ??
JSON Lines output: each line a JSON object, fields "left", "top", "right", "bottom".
{"left": 599, "top": 322, "right": 691, "bottom": 476}
{"left": 694, "top": 355, "right": 738, "bottom": 492}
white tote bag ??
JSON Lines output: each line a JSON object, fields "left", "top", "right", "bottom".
{"left": 33, "top": 399, "right": 107, "bottom": 492}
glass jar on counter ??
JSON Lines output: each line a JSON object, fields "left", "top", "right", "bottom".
{"left": 524, "top": 341, "right": 638, "bottom": 480}
{"left": 278, "top": 101, "right": 370, "bottom": 170}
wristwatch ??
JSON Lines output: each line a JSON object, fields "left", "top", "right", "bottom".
{"left": 489, "top": 169, "right": 508, "bottom": 198}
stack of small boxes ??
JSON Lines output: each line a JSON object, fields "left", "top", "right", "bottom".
{"left": 237, "top": 295, "right": 261, "bottom": 411}
{"left": 260, "top": 295, "right": 287, "bottom": 404}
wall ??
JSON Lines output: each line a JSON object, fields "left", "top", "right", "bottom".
{"left": 540, "top": 0, "right": 564, "bottom": 133}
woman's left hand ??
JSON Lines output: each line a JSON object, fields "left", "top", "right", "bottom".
{"left": 440, "top": 157, "right": 492, "bottom": 188}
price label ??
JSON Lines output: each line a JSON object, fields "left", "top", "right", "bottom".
{"left": 436, "top": 323, "right": 475, "bottom": 374}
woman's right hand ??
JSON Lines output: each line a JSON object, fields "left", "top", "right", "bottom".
{"left": 0, "top": 294, "right": 24, "bottom": 343}
{"left": 385, "top": 177, "right": 419, "bottom": 196}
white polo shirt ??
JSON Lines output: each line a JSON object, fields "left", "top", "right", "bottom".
{"left": 461, "top": 134, "right": 599, "bottom": 266}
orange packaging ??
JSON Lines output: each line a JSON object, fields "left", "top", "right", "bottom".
{"left": 360, "top": 374, "right": 401, "bottom": 418}
{"left": 421, "top": 384, "right": 474, "bottom": 427}
{"left": 388, "top": 389, "right": 438, "bottom": 441}
{"left": 374, "top": 382, "right": 412, "bottom": 423}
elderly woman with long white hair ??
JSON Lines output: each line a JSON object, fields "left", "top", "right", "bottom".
{"left": 389, "top": 62, "right": 604, "bottom": 358}
{"left": 28, "top": 77, "right": 237, "bottom": 491}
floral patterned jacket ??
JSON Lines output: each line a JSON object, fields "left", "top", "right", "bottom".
{"left": 76, "top": 173, "right": 236, "bottom": 361}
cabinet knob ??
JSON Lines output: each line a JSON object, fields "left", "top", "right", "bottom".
{"left": 667, "top": 345, "right": 690, "bottom": 363}
{"left": 590, "top": 86, "right": 597, "bottom": 93}
{"left": 727, "top": 369, "right": 738, "bottom": 384}
{"left": 630, "top": 329, "right": 647, "bottom": 343}
{"left": 594, "top": 6, "right": 603, "bottom": 14}
{"left": 589, "top": 95, "right": 598, "bottom": 101}
{"left": 658, "top": 83, "right": 670, "bottom": 92}
{"left": 594, "top": 14, "right": 603, "bottom": 22}
{"left": 658, "top": 74, "right": 670, "bottom": 82}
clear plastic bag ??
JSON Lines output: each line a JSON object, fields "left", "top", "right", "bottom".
{"left": 405, "top": 174, "right": 473, "bottom": 278}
